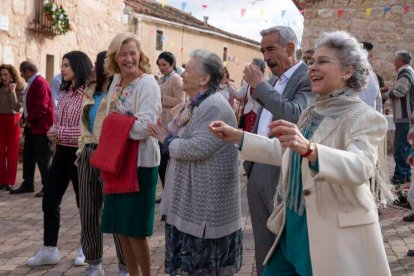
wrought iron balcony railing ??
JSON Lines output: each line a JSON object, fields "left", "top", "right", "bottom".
{"left": 28, "top": 0, "right": 63, "bottom": 35}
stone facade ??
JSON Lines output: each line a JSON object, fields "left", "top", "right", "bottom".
{"left": 127, "top": 0, "right": 262, "bottom": 85}
{"left": 0, "top": 0, "right": 127, "bottom": 80}
{"left": 299, "top": 0, "right": 414, "bottom": 86}
{"left": 0, "top": 0, "right": 262, "bottom": 85}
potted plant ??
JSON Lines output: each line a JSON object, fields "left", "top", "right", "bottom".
{"left": 43, "top": 2, "right": 71, "bottom": 34}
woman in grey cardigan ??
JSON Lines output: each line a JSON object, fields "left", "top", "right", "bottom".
{"left": 148, "top": 49, "right": 242, "bottom": 275}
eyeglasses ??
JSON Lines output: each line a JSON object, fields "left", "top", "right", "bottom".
{"left": 308, "top": 59, "right": 340, "bottom": 67}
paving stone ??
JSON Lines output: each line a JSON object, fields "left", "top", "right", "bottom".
{"left": 0, "top": 155, "right": 412, "bottom": 275}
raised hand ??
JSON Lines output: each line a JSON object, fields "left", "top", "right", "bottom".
{"left": 268, "top": 120, "right": 310, "bottom": 156}
{"left": 208, "top": 121, "right": 243, "bottom": 144}
{"left": 148, "top": 118, "right": 169, "bottom": 143}
{"left": 243, "top": 64, "right": 265, "bottom": 88}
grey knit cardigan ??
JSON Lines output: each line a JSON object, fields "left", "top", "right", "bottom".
{"left": 167, "top": 92, "right": 241, "bottom": 239}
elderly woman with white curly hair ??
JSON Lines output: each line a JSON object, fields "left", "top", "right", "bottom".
{"left": 210, "top": 31, "right": 391, "bottom": 276}
{"left": 148, "top": 49, "right": 242, "bottom": 275}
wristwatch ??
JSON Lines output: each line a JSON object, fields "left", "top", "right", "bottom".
{"left": 301, "top": 142, "right": 316, "bottom": 158}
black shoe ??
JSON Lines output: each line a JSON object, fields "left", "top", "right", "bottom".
{"left": 391, "top": 176, "right": 406, "bottom": 185}
{"left": 403, "top": 213, "right": 414, "bottom": 222}
{"left": 0, "top": 184, "right": 4, "bottom": 191}
{"left": 9, "top": 185, "right": 34, "bottom": 194}
{"left": 35, "top": 189, "right": 44, "bottom": 197}
{"left": 408, "top": 250, "right": 414, "bottom": 256}
{"left": 4, "top": 185, "right": 11, "bottom": 192}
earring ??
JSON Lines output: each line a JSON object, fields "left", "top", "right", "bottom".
{"left": 342, "top": 76, "right": 346, "bottom": 80}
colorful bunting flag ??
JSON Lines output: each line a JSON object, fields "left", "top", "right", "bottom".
{"left": 366, "top": 8, "right": 372, "bottom": 17}
{"left": 241, "top": 8, "right": 247, "bottom": 18}
{"left": 337, "top": 9, "right": 343, "bottom": 17}
{"left": 259, "top": 9, "right": 265, "bottom": 17}
{"left": 317, "top": 9, "right": 325, "bottom": 16}
{"left": 181, "top": 2, "right": 187, "bottom": 12}
{"left": 281, "top": 10, "right": 287, "bottom": 18}
{"left": 300, "top": 10, "right": 305, "bottom": 15}
{"left": 161, "top": 0, "right": 166, "bottom": 8}
{"left": 403, "top": 4, "right": 410, "bottom": 14}
{"left": 383, "top": 6, "right": 391, "bottom": 14}
{"left": 202, "top": 4, "right": 208, "bottom": 10}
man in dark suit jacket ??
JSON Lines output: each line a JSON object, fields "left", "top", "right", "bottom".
{"left": 10, "top": 61, "right": 54, "bottom": 197}
{"left": 242, "top": 26, "right": 315, "bottom": 275}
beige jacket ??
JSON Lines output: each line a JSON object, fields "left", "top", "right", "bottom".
{"left": 160, "top": 72, "right": 184, "bottom": 125}
{"left": 77, "top": 83, "right": 107, "bottom": 155}
{"left": 241, "top": 95, "right": 391, "bottom": 276}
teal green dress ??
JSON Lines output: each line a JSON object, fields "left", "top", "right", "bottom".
{"left": 101, "top": 77, "right": 159, "bottom": 237}
{"left": 263, "top": 113, "right": 323, "bottom": 276}
{"left": 101, "top": 167, "right": 158, "bottom": 237}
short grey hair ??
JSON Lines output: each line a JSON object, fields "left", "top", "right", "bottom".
{"left": 190, "top": 49, "right": 224, "bottom": 91}
{"left": 314, "top": 31, "right": 371, "bottom": 92}
{"left": 395, "top": 50, "right": 412, "bottom": 65}
{"left": 19, "top": 60, "right": 38, "bottom": 73}
{"left": 260, "top": 26, "right": 298, "bottom": 47}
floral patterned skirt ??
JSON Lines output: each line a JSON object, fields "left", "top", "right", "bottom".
{"left": 164, "top": 223, "right": 243, "bottom": 276}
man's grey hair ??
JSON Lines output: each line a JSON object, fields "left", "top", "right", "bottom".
{"left": 190, "top": 49, "right": 224, "bottom": 91}
{"left": 395, "top": 50, "right": 412, "bottom": 65}
{"left": 19, "top": 60, "right": 38, "bottom": 73}
{"left": 314, "top": 31, "right": 371, "bottom": 92}
{"left": 260, "top": 26, "right": 298, "bottom": 47}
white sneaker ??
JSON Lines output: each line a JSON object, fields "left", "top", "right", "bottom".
{"left": 118, "top": 268, "right": 129, "bottom": 276}
{"left": 84, "top": 263, "right": 105, "bottom": 276}
{"left": 27, "top": 246, "right": 60, "bottom": 266}
{"left": 74, "top": 246, "right": 87, "bottom": 266}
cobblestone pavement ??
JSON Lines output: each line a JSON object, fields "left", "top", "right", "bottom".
{"left": 0, "top": 157, "right": 413, "bottom": 275}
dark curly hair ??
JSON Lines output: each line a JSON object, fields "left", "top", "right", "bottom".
{"left": 0, "top": 64, "right": 25, "bottom": 90}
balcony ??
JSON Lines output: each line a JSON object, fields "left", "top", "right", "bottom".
{"left": 28, "top": 0, "right": 64, "bottom": 35}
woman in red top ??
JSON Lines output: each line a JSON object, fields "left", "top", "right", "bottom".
{"left": 0, "top": 64, "right": 25, "bottom": 190}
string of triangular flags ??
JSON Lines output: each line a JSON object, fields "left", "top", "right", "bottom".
{"left": 140, "top": 21, "right": 251, "bottom": 68}
{"left": 307, "top": 4, "right": 410, "bottom": 17}
{"left": 157, "top": 1, "right": 411, "bottom": 19}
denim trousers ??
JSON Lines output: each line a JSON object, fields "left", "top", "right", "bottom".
{"left": 393, "top": 122, "right": 411, "bottom": 180}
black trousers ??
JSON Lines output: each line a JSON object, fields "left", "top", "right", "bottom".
{"left": 43, "top": 144, "right": 79, "bottom": 247}
{"left": 158, "top": 142, "right": 169, "bottom": 188}
{"left": 22, "top": 127, "right": 51, "bottom": 189}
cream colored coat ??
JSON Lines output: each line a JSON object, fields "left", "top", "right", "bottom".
{"left": 241, "top": 94, "right": 391, "bottom": 276}
{"left": 77, "top": 83, "right": 107, "bottom": 155}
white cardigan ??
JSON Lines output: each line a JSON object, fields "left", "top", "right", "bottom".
{"left": 107, "top": 73, "right": 161, "bottom": 168}
{"left": 241, "top": 95, "right": 391, "bottom": 276}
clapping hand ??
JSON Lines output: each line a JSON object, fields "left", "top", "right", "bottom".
{"left": 148, "top": 118, "right": 169, "bottom": 143}
{"left": 243, "top": 64, "right": 265, "bottom": 88}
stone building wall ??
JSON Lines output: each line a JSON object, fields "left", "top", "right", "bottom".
{"left": 301, "top": 0, "right": 414, "bottom": 87}
{"left": 0, "top": 0, "right": 127, "bottom": 80}
{"left": 0, "top": 0, "right": 262, "bottom": 86}
{"left": 136, "top": 16, "right": 262, "bottom": 85}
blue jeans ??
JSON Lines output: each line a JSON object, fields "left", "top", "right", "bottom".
{"left": 394, "top": 122, "right": 411, "bottom": 180}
